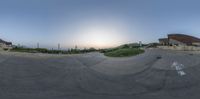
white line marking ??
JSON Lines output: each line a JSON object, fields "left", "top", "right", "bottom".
{"left": 178, "top": 71, "right": 186, "bottom": 76}
{"left": 171, "top": 61, "right": 186, "bottom": 76}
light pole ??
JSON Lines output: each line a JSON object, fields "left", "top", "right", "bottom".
{"left": 139, "top": 41, "right": 142, "bottom": 47}
{"left": 75, "top": 45, "right": 78, "bottom": 50}
{"left": 58, "top": 43, "right": 60, "bottom": 50}
{"left": 37, "top": 43, "right": 39, "bottom": 48}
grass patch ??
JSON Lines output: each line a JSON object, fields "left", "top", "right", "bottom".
{"left": 104, "top": 48, "right": 144, "bottom": 57}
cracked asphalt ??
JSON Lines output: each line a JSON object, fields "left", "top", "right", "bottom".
{"left": 0, "top": 49, "right": 200, "bottom": 99}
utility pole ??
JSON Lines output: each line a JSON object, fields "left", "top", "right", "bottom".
{"left": 58, "top": 43, "right": 60, "bottom": 50}
{"left": 37, "top": 43, "right": 39, "bottom": 48}
{"left": 139, "top": 41, "right": 142, "bottom": 47}
{"left": 75, "top": 45, "right": 78, "bottom": 50}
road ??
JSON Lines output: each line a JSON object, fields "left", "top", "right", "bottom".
{"left": 0, "top": 49, "right": 200, "bottom": 99}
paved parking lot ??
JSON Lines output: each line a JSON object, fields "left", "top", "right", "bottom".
{"left": 0, "top": 49, "right": 200, "bottom": 99}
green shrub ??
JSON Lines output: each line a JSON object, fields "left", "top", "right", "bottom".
{"left": 104, "top": 48, "right": 144, "bottom": 57}
{"left": 3, "top": 48, "right": 9, "bottom": 51}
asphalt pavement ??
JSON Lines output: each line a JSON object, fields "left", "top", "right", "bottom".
{"left": 0, "top": 49, "right": 200, "bottom": 99}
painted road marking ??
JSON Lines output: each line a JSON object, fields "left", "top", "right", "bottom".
{"left": 171, "top": 61, "right": 186, "bottom": 76}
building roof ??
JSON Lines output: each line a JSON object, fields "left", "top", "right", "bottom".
{"left": 0, "top": 39, "right": 12, "bottom": 45}
{"left": 168, "top": 34, "right": 200, "bottom": 45}
{"left": 159, "top": 38, "right": 168, "bottom": 42}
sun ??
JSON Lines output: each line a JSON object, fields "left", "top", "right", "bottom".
{"left": 76, "top": 25, "right": 124, "bottom": 48}
{"left": 86, "top": 29, "right": 114, "bottom": 47}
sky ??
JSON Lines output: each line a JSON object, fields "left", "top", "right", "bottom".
{"left": 0, "top": 0, "right": 200, "bottom": 49}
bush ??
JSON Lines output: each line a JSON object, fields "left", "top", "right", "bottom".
{"left": 104, "top": 48, "right": 144, "bottom": 57}
{"left": 11, "top": 46, "right": 98, "bottom": 54}
{"left": 3, "top": 48, "right": 9, "bottom": 51}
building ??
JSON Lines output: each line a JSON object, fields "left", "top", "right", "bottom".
{"left": 159, "top": 38, "right": 169, "bottom": 45}
{"left": 0, "top": 39, "right": 12, "bottom": 50}
{"left": 159, "top": 34, "right": 200, "bottom": 46}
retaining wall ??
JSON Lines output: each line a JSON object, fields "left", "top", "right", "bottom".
{"left": 158, "top": 46, "right": 200, "bottom": 51}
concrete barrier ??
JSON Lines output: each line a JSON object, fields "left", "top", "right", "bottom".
{"left": 158, "top": 46, "right": 200, "bottom": 51}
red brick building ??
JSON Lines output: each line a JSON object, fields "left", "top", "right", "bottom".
{"left": 159, "top": 34, "right": 200, "bottom": 46}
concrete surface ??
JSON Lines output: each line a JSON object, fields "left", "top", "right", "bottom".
{"left": 0, "top": 49, "right": 200, "bottom": 99}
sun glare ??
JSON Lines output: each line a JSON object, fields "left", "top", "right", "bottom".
{"left": 75, "top": 25, "right": 125, "bottom": 48}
